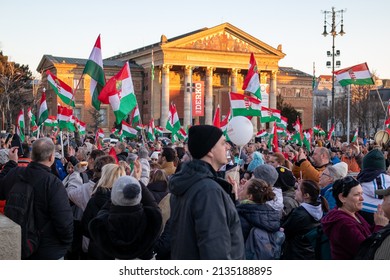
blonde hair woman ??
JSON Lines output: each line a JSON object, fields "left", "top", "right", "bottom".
{"left": 82, "top": 163, "right": 126, "bottom": 259}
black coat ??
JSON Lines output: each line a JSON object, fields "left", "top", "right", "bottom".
{"left": 146, "top": 180, "right": 168, "bottom": 204}
{"left": 0, "top": 161, "right": 73, "bottom": 260}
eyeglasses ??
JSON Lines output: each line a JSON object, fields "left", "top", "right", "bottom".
{"left": 321, "top": 172, "right": 332, "bottom": 179}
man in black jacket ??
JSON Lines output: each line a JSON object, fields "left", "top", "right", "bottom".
{"left": 0, "top": 137, "right": 73, "bottom": 260}
{"left": 169, "top": 125, "right": 244, "bottom": 259}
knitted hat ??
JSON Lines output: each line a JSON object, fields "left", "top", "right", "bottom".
{"left": 111, "top": 176, "right": 142, "bottom": 206}
{"left": 362, "top": 149, "right": 386, "bottom": 171}
{"left": 150, "top": 151, "right": 160, "bottom": 160}
{"left": 253, "top": 164, "right": 279, "bottom": 186}
{"left": 188, "top": 125, "right": 223, "bottom": 159}
{"left": 138, "top": 147, "right": 149, "bottom": 160}
{"left": 274, "top": 166, "right": 296, "bottom": 191}
{"left": 126, "top": 152, "right": 138, "bottom": 164}
{"left": 329, "top": 162, "right": 348, "bottom": 179}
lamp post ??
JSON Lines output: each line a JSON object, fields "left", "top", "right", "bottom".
{"left": 322, "top": 7, "right": 346, "bottom": 130}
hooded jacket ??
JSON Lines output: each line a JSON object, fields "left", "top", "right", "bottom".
{"left": 321, "top": 208, "right": 382, "bottom": 259}
{"left": 281, "top": 203, "right": 323, "bottom": 259}
{"left": 169, "top": 159, "right": 244, "bottom": 260}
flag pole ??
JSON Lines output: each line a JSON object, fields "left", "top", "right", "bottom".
{"left": 347, "top": 85, "right": 351, "bottom": 142}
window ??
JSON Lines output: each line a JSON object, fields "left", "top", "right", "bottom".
{"left": 74, "top": 108, "right": 82, "bottom": 120}
{"left": 73, "top": 78, "right": 84, "bottom": 90}
{"left": 99, "top": 108, "right": 108, "bottom": 126}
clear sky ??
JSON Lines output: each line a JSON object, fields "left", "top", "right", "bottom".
{"left": 1, "top": 0, "right": 389, "bottom": 79}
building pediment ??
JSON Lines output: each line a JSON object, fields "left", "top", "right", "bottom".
{"left": 162, "top": 22, "right": 285, "bottom": 58}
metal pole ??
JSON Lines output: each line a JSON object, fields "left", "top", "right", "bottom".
{"left": 331, "top": 33, "right": 335, "bottom": 128}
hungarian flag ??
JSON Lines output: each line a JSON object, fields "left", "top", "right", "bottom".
{"left": 27, "top": 107, "right": 37, "bottom": 132}
{"left": 46, "top": 70, "right": 75, "bottom": 107}
{"left": 16, "top": 109, "right": 25, "bottom": 142}
{"left": 220, "top": 110, "right": 231, "bottom": 135}
{"left": 95, "top": 128, "right": 104, "bottom": 150}
{"left": 271, "top": 108, "right": 281, "bottom": 123}
{"left": 229, "top": 92, "right": 261, "bottom": 117}
{"left": 98, "top": 62, "right": 137, "bottom": 124}
{"left": 130, "top": 105, "right": 140, "bottom": 126}
{"left": 97, "top": 128, "right": 105, "bottom": 139}
{"left": 31, "top": 125, "right": 38, "bottom": 137}
{"left": 213, "top": 105, "right": 221, "bottom": 128}
{"left": 313, "top": 125, "right": 320, "bottom": 135}
{"left": 260, "top": 106, "right": 272, "bottom": 123}
{"left": 154, "top": 126, "right": 164, "bottom": 136}
{"left": 166, "top": 103, "right": 181, "bottom": 134}
{"left": 293, "top": 116, "right": 303, "bottom": 142}
{"left": 177, "top": 127, "right": 188, "bottom": 141}
{"left": 76, "top": 118, "right": 86, "bottom": 135}
{"left": 136, "top": 124, "right": 144, "bottom": 131}
{"left": 351, "top": 129, "right": 358, "bottom": 143}
{"left": 276, "top": 116, "right": 288, "bottom": 130}
{"left": 268, "top": 122, "right": 279, "bottom": 152}
{"left": 44, "top": 116, "right": 58, "bottom": 127}
{"left": 327, "top": 124, "right": 335, "bottom": 141}
{"left": 242, "top": 53, "right": 261, "bottom": 99}
{"left": 57, "top": 105, "right": 73, "bottom": 131}
{"left": 121, "top": 120, "right": 138, "bottom": 139}
{"left": 385, "top": 117, "right": 390, "bottom": 129}
{"left": 147, "top": 119, "right": 156, "bottom": 141}
{"left": 83, "top": 35, "right": 106, "bottom": 111}
{"left": 37, "top": 92, "right": 49, "bottom": 126}
{"left": 334, "top": 62, "right": 374, "bottom": 86}
{"left": 108, "top": 147, "right": 119, "bottom": 163}
{"left": 256, "top": 129, "right": 268, "bottom": 138}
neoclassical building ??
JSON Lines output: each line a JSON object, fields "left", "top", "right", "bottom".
{"left": 37, "top": 22, "right": 314, "bottom": 133}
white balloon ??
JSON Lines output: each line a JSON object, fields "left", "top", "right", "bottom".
{"left": 227, "top": 116, "right": 254, "bottom": 146}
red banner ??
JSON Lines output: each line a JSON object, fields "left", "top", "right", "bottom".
{"left": 192, "top": 81, "right": 204, "bottom": 117}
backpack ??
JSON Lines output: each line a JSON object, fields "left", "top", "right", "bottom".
{"left": 303, "top": 224, "right": 331, "bottom": 260}
{"left": 4, "top": 171, "right": 40, "bottom": 259}
{"left": 245, "top": 227, "right": 285, "bottom": 260}
{"left": 355, "top": 226, "right": 390, "bottom": 260}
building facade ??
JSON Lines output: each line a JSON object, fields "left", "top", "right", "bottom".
{"left": 37, "top": 23, "right": 315, "bottom": 134}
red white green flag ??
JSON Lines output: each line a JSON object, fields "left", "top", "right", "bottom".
{"left": 327, "top": 124, "right": 335, "bottom": 141}
{"left": 213, "top": 104, "right": 221, "bottom": 128}
{"left": 220, "top": 110, "right": 231, "bottom": 135}
{"left": 351, "top": 129, "right": 358, "bottom": 143}
{"left": 136, "top": 124, "right": 145, "bottom": 131}
{"left": 76, "top": 118, "right": 86, "bottom": 135}
{"left": 83, "top": 35, "right": 106, "bottom": 111}
{"left": 147, "top": 119, "right": 156, "bottom": 141}
{"left": 229, "top": 92, "right": 261, "bottom": 117}
{"left": 154, "top": 126, "right": 164, "bottom": 136}
{"left": 44, "top": 116, "right": 58, "bottom": 127}
{"left": 385, "top": 117, "right": 390, "bottom": 129}
{"left": 177, "top": 127, "right": 188, "bottom": 141}
{"left": 271, "top": 108, "right": 281, "bottom": 123}
{"left": 166, "top": 103, "right": 181, "bottom": 134}
{"left": 46, "top": 70, "right": 75, "bottom": 107}
{"left": 256, "top": 129, "right": 268, "bottom": 138}
{"left": 16, "top": 109, "right": 25, "bottom": 142}
{"left": 97, "top": 128, "right": 105, "bottom": 139}
{"left": 37, "top": 92, "right": 49, "bottom": 126}
{"left": 242, "top": 53, "right": 261, "bottom": 99}
{"left": 293, "top": 116, "right": 303, "bottom": 143}
{"left": 260, "top": 106, "right": 272, "bottom": 123}
{"left": 276, "top": 116, "right": 288, "bottom": 130}
{"left": 130, "top": 105, "right": 140, "bottom": 126}
{"left": 121, "top": 120, "right": 138, "bottom": 139}
{"left": 313, "top": 125, "right": 320, "bottom": 134}
{"left": 334, "top": 62, "right": 374, "bottom": 86}
{"left": 98, "top": 62, "right": 137, "bottom": 124}
{"left": 57, "top": 105, "right": 73, "bottom": 131}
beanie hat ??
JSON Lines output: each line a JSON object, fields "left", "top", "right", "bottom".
{"left": 247, "top": 151, "right": 264, "bottom": 172}
{"left": 274, "top": 166, "right": 296, "bottom": 191}
{"left": 329, "top": 162, "right": 348, "bottom": 180}
{"left": 188, "top": 125, "right": 223, "bottom": 159}
{"left": 111, "top": 176, "right": 142, "bottom": 206}
{"left": 126, "top": 152, "right": 138, "bottom": 164}
{"left": 362, "top": 149, "right": 386, "bottom": 171}
{"left": 253, "top": 164, "right": 279, "bottom": 186}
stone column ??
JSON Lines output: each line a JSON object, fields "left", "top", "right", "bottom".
{"left": 270, "top": 70, "right": 277, "bottom": 109}
{"left": 183, "top": 66, "right": 192, "bottom": 128}
{"left": 230, "top": 68, "right": 240, "bottom": 93}
{"left": 161, "top": 64, "right": 171, "bottom": 128}
{"left": 205, "top": 67, "right": 214, "bottom": 125}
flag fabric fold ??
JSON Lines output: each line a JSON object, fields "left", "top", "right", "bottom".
{"left": 213, "top": 105, "right": 221, "bottom": 128}
{"left": 37, "top": 92, "right": 49, "bottom": 126}
{"left": 166, "top": 103, "right": 181, "bottom": 134}
{"left": 229, "top": 92, "right": 261, "bottom": 117}
{"left": 242, "top": 53, "right": 261, "bottom": 99}
{"left": 46, "top": 70, "right": 75, "bottom": 107}
{"left": 327, "top": 124, "right": 335, "bottom": 141}
{"left": 121, "top": 121, "right": 138, "bottom": 139}
{"left": 333, "top": 62, "right": 374, "bottom": 86}
{"left": 98, "top": 62, "right": 137, "bottom": 124}
{"left": 83, "top": 35, "right": 106, "bottom": 110}
{"left": 16, "top": 109, "right": 25, "bottom": 142}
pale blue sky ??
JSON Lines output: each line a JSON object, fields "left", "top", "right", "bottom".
{"left": 1, "top": 0, "right": 389, "bottom": 79}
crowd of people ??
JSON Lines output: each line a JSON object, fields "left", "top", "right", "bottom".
{"left": 0, "top": 125, "right": 390, "bottom": 260}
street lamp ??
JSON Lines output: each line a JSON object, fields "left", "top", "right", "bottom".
{"left": 322, "top": 7, "right": 346, "bottom": 129}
